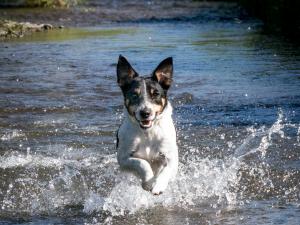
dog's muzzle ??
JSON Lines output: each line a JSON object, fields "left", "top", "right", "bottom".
{"left": 137, "top": 108, "right": 155, "bottom": 129}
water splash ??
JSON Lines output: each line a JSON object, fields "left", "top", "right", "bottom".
{"left": 83, "top": 109, "right": 297, "bottom": 216}
{"left": 1, "top": 129, "right": 26, "bottom": 141}
{"left": 0, "top": 110, "right": 298, "bottom": 219}
{"left": 83, "top": 157, "right": 241, "bottom": 216}
{"left": 234, "top": 109, "right": 285, "bottom": 158}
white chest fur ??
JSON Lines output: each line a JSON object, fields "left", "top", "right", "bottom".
{"left": 118, "top": 103, "right": 176, "bottom": 159}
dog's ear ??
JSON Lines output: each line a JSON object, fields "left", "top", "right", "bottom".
{"left": 152, "top": 57, "right": 173, "bottom": 90}
{"left": 117, "top": 55, "right": 138, "bottom": 87}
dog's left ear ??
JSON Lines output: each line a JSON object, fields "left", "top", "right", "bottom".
{"left": 152, "top": 57, "right": 173, "bottom": 90}
{"left": 117, "top": 55, "right": 138, "bottom": 88}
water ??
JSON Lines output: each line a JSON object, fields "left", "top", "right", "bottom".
{"left": 1, "top": 4, "right": 300, "bottom": 225}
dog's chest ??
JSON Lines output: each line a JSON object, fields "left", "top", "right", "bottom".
{"left": 131, "top": 129, "right": 163, "bottom": 159}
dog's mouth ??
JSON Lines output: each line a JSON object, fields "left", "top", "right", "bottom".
{"left": 133, "top": 112, "right": 157, "bottom": 129}
{"left": 139, "top": 119, "right": 153, "bottom": 129}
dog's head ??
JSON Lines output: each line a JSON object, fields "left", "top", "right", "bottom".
{"left": 117, "top": 55, "right": 173, "bottom": 129}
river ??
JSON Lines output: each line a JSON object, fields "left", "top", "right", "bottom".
{"left": 0, "top": 3, "right": 300, "bottom": 225}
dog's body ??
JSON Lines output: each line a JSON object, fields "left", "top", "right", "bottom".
{"left": 116, "top": 55, "right": 178, "bottom": 195}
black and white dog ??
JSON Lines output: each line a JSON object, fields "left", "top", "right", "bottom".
{"left": 116, "top": 55, "right": 178, "bottom": 195}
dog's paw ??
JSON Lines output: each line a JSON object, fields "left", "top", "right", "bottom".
{"left": 151, "top": 181, "right": 167, "bottom": 195}
{"left": 152, "top": 152, "right": 168, "bottom": 167}
{"left": 143, "top": 177, "right": 168, "bottom": 195}
{"left": 142, "top": 178, "right": 156, "bottom": 191}
{"left": 157, "top": 152, "right": 168, "bottom": 166}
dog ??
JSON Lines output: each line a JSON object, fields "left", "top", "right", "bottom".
{"left": 116, "top": 55, "right": 178, "bottom": 195}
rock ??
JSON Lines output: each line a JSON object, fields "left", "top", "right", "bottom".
{"left": 0, "top": 19, "right": 54, "bottom": 40}
{"left": 43, "top": 24, "right": 53, "bottom": 30}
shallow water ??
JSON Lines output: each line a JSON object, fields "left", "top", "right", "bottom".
{"left": 1, "top": 4, "right": 300, "bottom": 225}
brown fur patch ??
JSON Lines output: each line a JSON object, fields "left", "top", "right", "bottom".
{"left": 152, "top": 97, "right": 166, "bottom": 115}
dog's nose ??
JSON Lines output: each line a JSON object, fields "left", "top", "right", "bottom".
{"left": 140, "top": 109, "right": 151, "bottom": 119}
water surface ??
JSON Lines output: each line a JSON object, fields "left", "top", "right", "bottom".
{"left": 0, "top": 5, "right": 300, "bottom": 225}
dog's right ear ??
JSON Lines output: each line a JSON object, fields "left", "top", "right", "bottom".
{"left": 117, "top": 55, "right": 138, "bottom": 87}
{"left": 152, "top": 57, "right": 173, "bottom": 91}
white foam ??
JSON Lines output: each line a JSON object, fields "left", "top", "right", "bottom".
{"left": 0, "top": 150, "right": 115, "bottom": 169}
{"left": 1, "top": 129, "right": 25, "bottom": 141}
{"left": 83, "top": 157, "right": 241, "bottom": 216}
{"left": 0, "top": 154, "right": 65, "bottom": 169}
{"left": 234, "top": 109, "right": 286, "bottom": 159}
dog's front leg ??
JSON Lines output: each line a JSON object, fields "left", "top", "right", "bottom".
{"left": 118, "top": 157, "right": 154, "bottom": 190}
{"left": 150, "top": 153, "right": 178, "bottom": 195}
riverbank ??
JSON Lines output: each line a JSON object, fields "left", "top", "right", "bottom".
{"left": 239, "top": 0, "right": 300, "bottom": 41}
{"left": 1, "top": 0, "right": 300, "bottom": 42}
{"left": 0, "top": 1, "right": 222, "bottom": 26}
{"left": 0, "top": 1, "right": 240, "bottom": 40}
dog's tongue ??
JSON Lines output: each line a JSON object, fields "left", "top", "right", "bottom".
{"left": 141, "top": 120, "right": 151, "bottom": 126}
{"left": 140, "top": 119, "right": 153, "bottom": 129}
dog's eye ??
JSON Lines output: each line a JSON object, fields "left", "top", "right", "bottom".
{"left": 132, "top": 93, "right": 139, "bottom": 99}
{"left": 152, "top": 91, "right": 160, "bottom": 97}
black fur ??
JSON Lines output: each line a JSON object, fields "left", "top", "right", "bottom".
{"left": 117, "top": 55, "right": 173, "bottom": 119}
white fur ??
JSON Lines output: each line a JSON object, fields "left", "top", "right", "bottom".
{"left": 117, "top": 102, "right": 178, "bottom": 195}
{"left": 135, "top": 80, "right": 156, "bottom": 123}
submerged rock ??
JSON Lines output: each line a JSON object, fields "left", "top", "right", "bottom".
{"left": 0, "top": 19, "right": 53, "bottom": 40}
